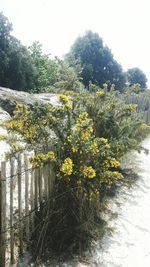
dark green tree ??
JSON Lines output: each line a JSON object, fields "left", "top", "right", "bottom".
{"left": 0, "top": 12, "right": 36, "bottom": 91}
{"left": 68, "top": 31, "right": 125, "bottom": 90}
{"left": 127, "top": 67, "right": 147, "bottom": 90}
{"left": 0, "top": 12, "right": 12, "bottom": 85}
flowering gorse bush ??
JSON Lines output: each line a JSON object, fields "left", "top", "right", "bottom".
{"left": 73, "top": 88, "right": 150, "bottom": 159}
{"left": 1, "top": 89, "right": 150, "bottom": 256}
{"left": 1, "top": 93, "right": 128, "bottom": 202}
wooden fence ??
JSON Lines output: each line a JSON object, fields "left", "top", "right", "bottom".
{"left": 126, "top": 94, "right": 150, "bottom": 125}
{"left": 0, "top": 153, "right": 55, "bottom": 267}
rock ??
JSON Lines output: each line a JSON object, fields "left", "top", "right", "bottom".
{"left": 34, "top": 92, "right": 61, "bottom": 107}
{"left": 0, "top": 87, "right": 61, "bottom": 160}
{"left": 0, "top": 107, "right": 11, "bottom": 161}
{"left": 0, "top": 87, "right": 60, "bottom": 115}
{"left": 0, "top": 86, "right": 41, "bottom": 115}
{"left": 0, "top": 106, "right": 11, "bottom": 121}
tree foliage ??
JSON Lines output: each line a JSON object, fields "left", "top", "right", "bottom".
{"left": 68, "top": 31, "right": 125, "bottom": 90}
{"left": 54, "top": 58, "right": 84, "bottom": 92}
{"left": 0, "top": 12, "right": 84, "bottom": 93}
{"left": 0, "top": 12, "right": 148, "bottom": 96}
{"left": 29, "top": 41, "right": 59, "bottom": 92}
{"left": 0, "top": 12, "right": 36, "bottom": 91}
{"left": 29, "top": 42, "right": 84, "bottom": 92}
{"left": 127, "top": 67, "right": 147, "bottom": 90}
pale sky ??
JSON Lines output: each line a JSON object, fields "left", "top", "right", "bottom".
{"left": 1, "top": 0, "right": 150, "bottom": 85}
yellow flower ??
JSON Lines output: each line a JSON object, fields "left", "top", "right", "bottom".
{"left": 109, "top": 158, "right": 120, "bottom": 168}
{"left": 140, "top": 123, "right": 150, "bottom": 130}
{"left": 96, "top": 89, "right": 105, "bottom": 97}
{"left": 113, "top": 171, "right": 123, "bottom": 180}
{"left": 67, "top": 135, "right": 73, "bottom": 142}
{"left": 81, "top": 165, "right": 96, "bottom": 179}
{"left": 60, "top": 157, "right": 73, "bottom": 176}
{"left": 127, "top": 104, "right": 138, "bottom": 111}
{"left": 59, "top": 95, "right": 72, "bottom": 109}
{"left": 101, "top": 170, "right": 123, "bottom": 184}
{"left": 89, "top": 141, "right": 99, "bottom": 155}
{"left": 100, "top": 137, "right": 108, "bottom": 144}
{"left": 47, "top": 151, "right": 56, "bottom": 161}
{"left": 81, "top": 130, "right": 91, "bottom": 140}
{"left": 30, "top": 151, "right": 56, "bottom": 167}
{"left": 72, "top": 146, "right": 78, "bottom": 153}
{"left": 76, "top": 112, "right": 93, "bottom": 130}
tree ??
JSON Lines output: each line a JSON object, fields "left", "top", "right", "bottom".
{"left": 54, "top": 58, "right": 84, "bottom": 91}
{"left": 68, "top": 31, "right": 125, "bottom": 90}
{"left": 6, "top": 37, "right": 37, "bottom": 91}
{"left": 0, "top": 12, "right": 36, "bottom": 91}
{"left": 29, "top": 42, "right": 83, "bottom": 92}
{"left": 127, "top": 67, "right": 147, "bottom": 90}
{"left": 0, "top": 12, "right": 12, "bottom": 85}
{"left": 29, "top": 41, "right": 59, "bottom": 92}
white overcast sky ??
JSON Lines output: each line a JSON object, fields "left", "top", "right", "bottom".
{"left": 1, "top": 0, "right": 150, "bottom": 84}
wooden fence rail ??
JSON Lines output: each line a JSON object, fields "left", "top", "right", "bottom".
{"left": 0, "top": 153, "right": 55, "bottom": 267}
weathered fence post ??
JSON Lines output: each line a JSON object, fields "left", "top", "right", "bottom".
{"left": 18, "top": 154, "right": 23, "bottom": 255}
{"left": 30, "top": 169, "right": 35, "bottom": 233}
{"left": 38, "top": 167, "right": 42, "bottom": 205}
{"left": 0, "top": 162, "right": 7, "bottom": 267}
{"left": 43, "top": 164, "right": 49, "bottom": 199}
{"left": 10, "top": 157, "right": 15, "bottom": 264}
{"left": 24, "top": 154, "right": 29, "bottom": 242}
{"left": 34, "top": 168, "right": 38, "bottom": 209}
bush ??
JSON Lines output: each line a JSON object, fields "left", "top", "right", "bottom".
{"left": 1, "top": 89, "right": 150, "bottom": 260}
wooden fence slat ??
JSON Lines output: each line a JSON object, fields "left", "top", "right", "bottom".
{"left": 10, "top": 157, "right": 15, "bottom": 264}
{"left": 42, "top": 164, "right": 47, "bottom": 200}
{"left": 18, "top": 154, "right": 23, "bottom": 255}
{"left": 38, "top": 168, "right": 42, "bottom": 205}
{"left": 147, "top": 111, "right": 150, "bottom": 124}
{"left": 34, "top": 168, "right": 38, "bottom": 209}
{"left": 0, "top": 162, "right": 7, "bottom": 267}
{"left": 0, "top": 170, "right": 2, "bottom": 266}
{"left": 45, "top": 164, "right": 49, "bottom": 199}
{"left": 30, "top": 169, "right": 34, "bottom": 234}
{"left": 41, "top": 166, "right": 44, "bottom": 200}
{"left": 48, "top": 163, "right": 52, "bottom": 197}
{"left": 51, "top": 164, "right": 55, "bottom": 194}
{"left": 49, "top": 164, "right": 55, "bottom": 197}
{"left": 30, "top": 170, "right": 34, "bottom": 211}
{"left": 24, "top": 154, "right": 29, "bottom": 242}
